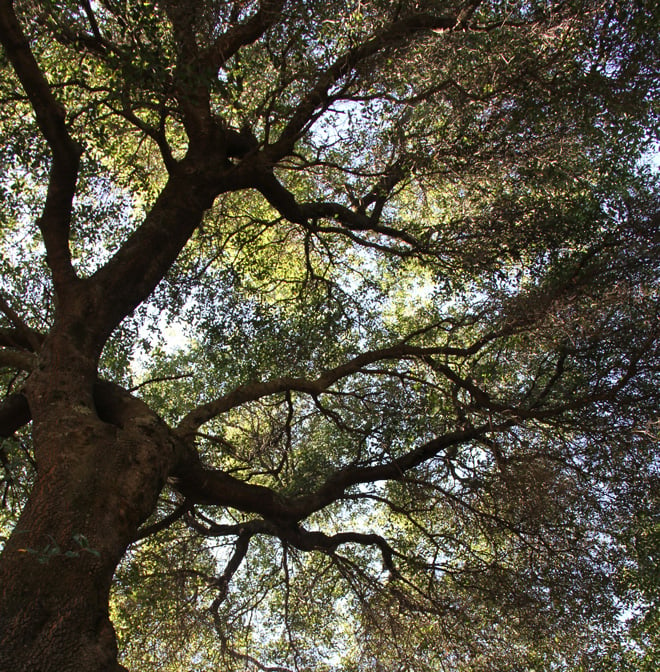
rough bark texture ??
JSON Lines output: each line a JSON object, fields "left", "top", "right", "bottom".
{"left": 0, "top": 334, "right": 178, "bottom": 670}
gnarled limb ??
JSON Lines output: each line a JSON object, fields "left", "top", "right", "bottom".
{"left": 263, "top": 12, "right": 460, "bottom": 161}
{"left": 206, "top": 0, "right": 287, "bottom": 71}
{"left": 172, "top": 422, "right": 490, "bottom": 523}
{"left": 0, "top": 294, "right": 44, "bottom": 352}
{"left": 176, "top": 340, "right": 498, "bottom": 437}
{"left": 0, "top": 0, "right": 81, "bottom": 293}
{"left": 0, "top": 349, "right": 36, "bottom": 371}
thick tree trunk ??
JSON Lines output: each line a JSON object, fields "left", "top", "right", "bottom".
{"left": 0, "top": 342, "right": 178, "bottom": 671}
{"left": 0, "top": 479, "right": 126, "bottom": 671}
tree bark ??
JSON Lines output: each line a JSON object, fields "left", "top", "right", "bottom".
{"left": 0, "top": 339, "right": 178, "bottom": 671}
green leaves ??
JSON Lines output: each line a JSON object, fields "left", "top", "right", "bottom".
{"left": 16, "top": 532, "right": 100, "bottom": 564}
{"left": 1, "top": 1, "right": 659, "bottom": 670}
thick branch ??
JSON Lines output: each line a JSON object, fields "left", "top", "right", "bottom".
{"left": 284, "top": 527, "right": 397, "bottom": 573}
{"left": 0, "top": 326, "right": 44, "bottom": 353}
{"left": 176, "top": 341, "right": 491, "bottom": 437}
{"left": 0, "top": 0, "right": 81, "bottom": 290}
{"left": 171, "top": 461, "right": 295, "bottom": 520}
{"left": 159, "top": 0, "right": 214, "bottom": 143}
{"left": 206, "top": 0, "right": 286, "bottom": 71}
{"left": 0, "top": 348, "right": 37, "bottom": 371}
{"left": 290, "top": 424, "right": 494, "bottom": 519}
{"left": 0, "top": 1, "right": 80, "bottom": 163}
{"left": 254, "top": 168, "right": 423, "bottom": 250}
{"left": 211, "top": 528, "right": 252, "bottom": 602}
{"left": 356, "top": 158, "right": 409, "bottom": 219}
{"left": 0, "top": 295, "right": 44, "bottom": 352}
{"left": 263, "top": 12, "right": 458, "bottom": 161}
{"left": 87, "top": 168, "right": 215, "bottom": 351}
{"left": 172, "top": 423, "right": 490, "bottom": 523}
{"left": 191, "top": 512, "right": 398, "bottom": 574}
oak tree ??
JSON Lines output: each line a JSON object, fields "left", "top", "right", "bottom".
{"left": 0, "top": 1, "right": 658, "bottom": 670}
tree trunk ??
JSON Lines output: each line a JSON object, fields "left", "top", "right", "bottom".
{"left": 0, "top": 339, "right": 177, "bottom": 671}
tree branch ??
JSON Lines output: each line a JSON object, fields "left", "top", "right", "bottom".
{"left": 171, "top": 422, "right": 491, "bottom": 523}
{"left": 0, "top": 294, "right": 44, "bottom": 352}
{"left": 176, "top": 341, "right": 492, "bottom": 438}
{"left": 133, "top": 499, "right": 192, "bottom": 541}
{"left": 0, "top": 348, "right": 37, "bottom": 371}
{"left": 254, "top": 167, "right": 424, "bottom": 250}
{"left": 79, "top": 0, "right": 102, "bottom": 41}
{"left": 87, "top": 169, "right": 214, "bottom": 352}
{"left": 0, "top": 327, "right": 44, "bottom": 353}
{"left": 263, "top": 12, "right": 460, "bottom": 162}
{"left": 0, "top": 0, "right": 81, "bottom": 291}
{"left": 284, "top": 526, "right": 398, "bottom": 574}
{"left": 187, "top": 511, "right": 397, "bottom": 577}
{"left": 206, "top": 0, "right": 286, "bottom": 71}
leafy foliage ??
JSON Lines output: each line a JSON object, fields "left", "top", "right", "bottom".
{"left": 0, "top": 1, "right": 659, "bottom": 671}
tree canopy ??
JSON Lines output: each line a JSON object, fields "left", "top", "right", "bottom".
{"left": 0, "top": 1, "right": 659, "bottom": 670}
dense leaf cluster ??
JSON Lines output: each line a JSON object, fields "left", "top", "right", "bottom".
{"left": 0, "top": 1, "right": 659, "bottom": 671}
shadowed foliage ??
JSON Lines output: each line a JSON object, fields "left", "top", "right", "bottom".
{"left": 0, "top": 1, "right": 658, "bottom": 670}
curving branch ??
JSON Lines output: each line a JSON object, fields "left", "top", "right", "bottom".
{"left": 263, "top": 12, "right": 460, "bottom": 162}
{"left": 253, "top": 167, "right": 425, "bottom": 253}
{"left": 206, "top": 0, "right": 286, "bottom": 71}
{"left": 187, "top": 510, "right": 398, "bottom": 591}
{"left": 176, "top": 340, "right": 495, "bottom": 438}
{"left": 171, "top": 421, "right": 492, "bottom": 523}
{"left": 170, "top": 344, "right": 646, "bottom": 526}
{"left": 0, "top": 0, "right": 81, "bottom": 292}
{"left": 0, "top": 295, "right": 44, "bottom": 352}
{"left": 133, "top": 499, "right": 192, "bottom": 541}
{"left": 183, "top": 510, "right": 396, "bottom": 574}
{"left": 283, "top": 526, "right": 398, "bottom": 575}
